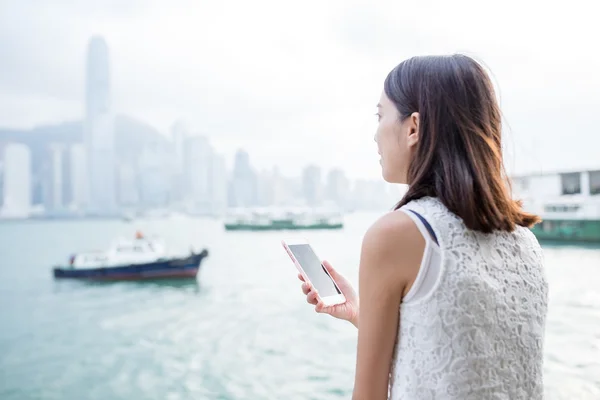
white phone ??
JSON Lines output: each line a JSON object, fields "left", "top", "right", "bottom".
{"left": 281, "top": 238, "right": 346, "bottom": 306}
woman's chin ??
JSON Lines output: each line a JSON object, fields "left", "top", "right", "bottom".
{"left": 381, "top": 168, "right": 391, "bottom": 182}
{"left": 381, "top": 168, "right": 404, "bottom": 184}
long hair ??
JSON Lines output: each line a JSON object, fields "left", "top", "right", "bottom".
{"left": 386, "top": 54, "right": 540, "bottom": 233}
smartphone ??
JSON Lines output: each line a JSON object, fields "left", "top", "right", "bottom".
{"left": 281, "top": 238, "right": 346, "bottom": 306}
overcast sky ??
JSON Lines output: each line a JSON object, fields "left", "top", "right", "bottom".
{"left": 0, "top": 0, "right": 598, "bottom": 178}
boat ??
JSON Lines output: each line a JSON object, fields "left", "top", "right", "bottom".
{"left": 511, "top": 168, "right": 600, "bottom": 242}
{"left": 224, "top": 207, "right": 344, "bottom": 231}
{"left": 53, "top": 231, "right": 209, "bottom": 280}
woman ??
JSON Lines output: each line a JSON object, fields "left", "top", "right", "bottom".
{"left": 299, "top": 54, "right": 549, "bottom": 399}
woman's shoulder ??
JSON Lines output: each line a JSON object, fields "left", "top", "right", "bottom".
{"left": 360, "top": 210, "right": 426, "bottom": 279}
{"left": 364, "top": 197, "right": 442, "bottom": 249}
{"left": 366, "top": 210, "right": 415, "bottom": 242}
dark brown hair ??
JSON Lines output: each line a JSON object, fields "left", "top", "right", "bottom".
{"left": 387, "top": 54, "right": 540, "bottom": 233}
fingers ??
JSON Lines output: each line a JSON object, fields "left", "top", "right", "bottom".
{"left": 315, "top": 301, "right": 326, "bottom": 313}
{"left": 301, "top": 279, "right": 318, "bottom": 305}
{"left": 306, "top": 290, "right": 319, "bottom": 305}
{"left": 298, "top": 273, "right": 305, "bottom": 282}
{"left": 302, "top": 282, "right": 311, "bottom": 295}
{"left": 322, "top": 260, "right": 337, "bottom": 278}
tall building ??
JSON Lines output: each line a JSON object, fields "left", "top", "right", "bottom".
{"left": 269, "top": 166, "right": 288, "bottom": 206}
{"left": 170, "top": 120, "right": 189, "bottom": 203}
{"left": 117, "top": 163, "right": 139, "bottom": 206}
{"left": 326, "top": 168, "right": 350, "bottom": 209}
{"left": 44, "top": 144, "right": 66, "bottom": 212}
{"left": 229, "top": 149, "right": 257, "bottom": 208}
{"left": 171, "top": 120, "right": 188, "bottom": 175}
{"left": 69, "top": 144, "right": 88, "bottom": 211}
{"left": 84, "top": 36, "right": 116, "bottom": 215}
{"left": 210, "top": 153, "right": 228, "bottom": 216}
{"left": 302, "top": 164, "right": 322, "bottom": 207}
{"left": 1, "top": 144, "right": 31, "bottom": 218}
{"left": 256, "top": 169, "right": 275, "bottom": 207}
{"left": 180, "top": 136, "right": 228, "bottom": 215}
{"left": 138, "top": 141, "right": 169, "bottom": 207}
{"left": 185, "top": 136, "right": 213, "bottom": 213}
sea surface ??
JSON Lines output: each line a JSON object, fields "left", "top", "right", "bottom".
{"left": 0, "top": 213, "right": 599, "bottom": 399}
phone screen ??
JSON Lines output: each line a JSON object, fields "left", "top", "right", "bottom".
{"left": 288, "top": 244, "right": 341, "bottom": 297}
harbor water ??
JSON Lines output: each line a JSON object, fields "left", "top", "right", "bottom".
{"left": 0, "top": 212, "right": 599, "bottom": 399}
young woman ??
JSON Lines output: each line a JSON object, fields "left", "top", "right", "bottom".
{"left": 299, "top": 54, "right": 549, "bottom": 399}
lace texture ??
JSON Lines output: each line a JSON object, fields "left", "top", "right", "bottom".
{"left": 389, "top": 197, "right": 549, "bottom": 400}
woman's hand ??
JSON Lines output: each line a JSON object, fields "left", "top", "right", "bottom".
{"left": 298, "top": 260, "right": 359, "bottom": 328}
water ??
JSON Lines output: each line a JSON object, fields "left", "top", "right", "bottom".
{"left": 0, "top": 213, "right": 598, "bottom": 399}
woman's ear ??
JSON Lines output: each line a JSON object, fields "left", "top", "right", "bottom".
{"left": 407, "top": 112, "right": 419, "bottom": 147}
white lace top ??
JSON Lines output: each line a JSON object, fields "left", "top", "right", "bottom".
{"left": 389, "top": 196, "right": 549, "bottom": 400}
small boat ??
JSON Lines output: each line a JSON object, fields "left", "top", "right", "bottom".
{"left": 52, "top": 231, "right": 209, "bottom": 280}
{"left": 224, "top": 207, "right": 344, "bottom": 231}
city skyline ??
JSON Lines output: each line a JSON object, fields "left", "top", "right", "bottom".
{"left": 0, "top": 134, "right": 404, "bottom": 218}
{"left": 0, "top": 33, "right": 402, "bottom": 218}
{"left": 0, "top": 32, "right": 401, "bottom": 218}
{"left": 1, "top": 0, "right": 598, "bottom": 179}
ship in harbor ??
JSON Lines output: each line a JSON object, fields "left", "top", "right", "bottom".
{"left": 53, "top": 232, "right": 209, "bottom": 280}
{"left": 224, "top": 207, "right": 344, "bottom": 231}
{"left": 512, "top": 169, "right": 600, "bottom": 243}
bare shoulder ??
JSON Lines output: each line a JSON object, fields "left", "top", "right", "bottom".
{"left": 362, "top": 210, "right": 425, "bottom": 259}
{"left": 360, "top": 210, "right": 426, "bottom": 288}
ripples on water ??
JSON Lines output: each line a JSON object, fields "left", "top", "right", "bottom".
{"left": 0, "top": 215, "right": 598, "bottom": 399}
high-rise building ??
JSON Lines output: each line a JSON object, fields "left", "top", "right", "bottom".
{"left": 117, "top": 163, "right": 139, "bottom": 206}
{"left": 171, "top": 120, "right": 188, "bottom": 175}
{"left": 170, "top": 120, "right": 189, "bottom": 203}
{"left": 185, "top": 136, "right": 213, "bottom": 213}
{"left": 229, "top": 149, "right": 257, "bottom": 208}
{"left": 326, "top": 168, "right": 350, "bottom": 209}
{"left": 269, "top": 166, "right": 287, "bottom": 206}
{"left": 210, "top": 153, "right": 228, "bottom": 216}
{"left": 44, "top": 143, "right": 65, "bottom": 212}
{"left": 302, "top": 164, "right": 322, "bottom": 207}
{"left": 69, "top": 144, "right": 88, "bottom": 211}
{"left": 84, "top": 36, "right": 116, "bottom": 215}
{"left": 181, "top": 136, "right": 228, "bottom": 215}
{"left": 256, "top": 169, "right": 275, "bottom": 207}
{"left": 138, "top": 141, "right": 169, "bottom": 207}
{"left": 1, "top": 143, "right": 31, "bottom": 218}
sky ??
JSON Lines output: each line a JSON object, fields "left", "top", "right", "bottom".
{"left": 0, "top": 0, "right": 598, "bottom": 178}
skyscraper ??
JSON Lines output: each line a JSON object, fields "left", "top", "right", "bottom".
{"left": 84, "top": 36, "right": 116, "bottom": 215}
{"left": 44, "top": 143, "right": 65, "bottom": 212}
{"left": 185, "top": 136, "right": 213, "bottom": 213}
{"left": 1, "top": 144, "right": 31, "bottom": 218}
{"left": 117, "top": 163, "right": 139, "bottom": 206}
{"left": 171, "top": 120, "right": 188, "bottom": 176}
{"left": 210, "top": 153, "right": 228, "bottom": 216}
{"left": 229, "top": 149, "right": 257, "bottom": 207}
{"left": 69, "top": 144, "right": 88, "bottom": 211}
{"left": 302, "top": 164, "right": 322, "bottom": 207}
{"left": 170, "top": 120, "right": 189, "bottom": 203}
{"left": 326, "top": 168, "right": 350, "bottom": 209}
{"left": 138, "top": 141, "right": 169, "bottom": 207}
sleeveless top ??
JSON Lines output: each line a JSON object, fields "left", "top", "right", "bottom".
{"left": 389, "top": 196, "right": 549, "bottom": 400}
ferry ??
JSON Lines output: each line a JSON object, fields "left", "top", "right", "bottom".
{"left": 512, "top": 169, "right": 600, "bottom": 242}
{"left": 52, "top": 231, "right": 209, "bottom": 280}
{"left": 224, "top": 208, "right": 344, "bottom": 231}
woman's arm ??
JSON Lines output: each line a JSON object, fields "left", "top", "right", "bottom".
{"left": 352, "top": 211, "right": 425, "bottom": 400}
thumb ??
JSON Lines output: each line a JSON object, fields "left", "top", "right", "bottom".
{"left": 322, "top": 260, "right": 339, "bottom": 279}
